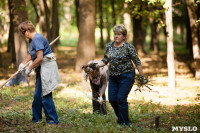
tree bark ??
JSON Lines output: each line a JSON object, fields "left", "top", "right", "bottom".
{"left": 133, "top": 16, "right": 146, "bottom": 54}
{"left": 185, "top": 2, "right": 193, "bottom": 58}
{"left": 8, "top": 0, "right": 16, "bottom": 63}
{"left": 111, "top": 0, "right": 116, "bottom": 26}
{"left": 43, "top": 0, "right": 51, "bottom": 41}
{"left": 10, "top": 0, "right": 28, "bottom": 66}
{"left": 75, "top": 0, "right": 79, "bottom": 30}
{"left": 99, "top": 0, "right": 104, "bottom": 49}
{"left": 150, "top": 17, "right": 160, "bottom": 53}
{"left": 30, "top": 0, "right": 39, "bottom": 23}
{"left": 51, "top": 0, "right": 59, "bottom": 51}
{"left": 63, "top": 0, "right": 72, "bottom": 29}
{"left": 123, "top": 2, "right": 131, "bottom": 43}
{"left": 38, "top": 0, "right": 48, "bottom": 39}
{"left": 0, "top": 12, "right": 5, "bottom": 48}
{"left": 165, "top": 0, "right": 176, "bottom": 89}
{"left": 186, "top": 0, "right": 200, "bottom": 79}
{"left": 75, "top": 0, "right": 96, "bottom": 72}
{"left": 105, "top": 0, "right": 110, "bottom": 43}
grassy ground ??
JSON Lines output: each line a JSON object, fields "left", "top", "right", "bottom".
{"left": 0, "top": 44, "right": 200, "bottom": 132}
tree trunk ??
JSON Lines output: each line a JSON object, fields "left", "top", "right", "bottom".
{"left": 106, "top": 1, "right": 111, "bottom": 43}
{"left": 75, "top": 0, "right": 96, "bottom": 72}
{"left": 30, "top": 0, "right": 39, "bottom": 23}
{"left": 43, "top": 0, "right": 51, "bottom": 41}
{"left": 63, "top": 0, "right": 72, "bottom": 29}
{"left": 0, "top": 52, "right": 2, "bottom": 67}
{"left": 133, "top": 16, "right": 146, "bottom": 54}
{"left": 51, "top": 0, "right": 60, "bottom": 51}
{"left": 10, "top": 0, "right": 28, "bottom": 66}
{"left": 75, "top": 0, "right": 79, "bottom": 30}
{"left": 111, "top": 0, "right": 116, "bottom": 26}
{"left": 186, "top": 0, "right": 200, "bottom": 79}
{"left": 99, "top": 0, "right": 104, "bottom": 49}
{"left": 165, "top": 0, "right": 175, "bottom": 89}
{"left": 185, "top": 2, "right": 193, "bottom": 58}
{"left": 38, "top": 0, "right": 48, "bottom": 39}
{"left": 123, "top": 2, "right": 131, "bottom": 43}
{"left": 8, "top": 0, "right": 16, "bottom": 63}
{"left": 0, "top": 12, "right": 6, "bottom": 48}
{"left": 150, "top": 17, "right": 160, "bottom": 53}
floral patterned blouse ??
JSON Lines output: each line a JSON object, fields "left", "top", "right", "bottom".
{"left": 102, "top": 41, "right": 141, "bottom": 76}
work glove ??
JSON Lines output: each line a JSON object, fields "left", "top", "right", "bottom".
{"left": 24, "top": 67, "right": 32, "bottom": 77}
{"left": 18, "top": 63, "right": 24, "bottom": 72}
{"left": 87, "top": 92, "right": 93, "bottom": 100}
{"left": 98, "top": 96, "right": 103, "bottom": 104}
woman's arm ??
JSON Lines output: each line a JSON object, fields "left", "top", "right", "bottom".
{"left": 99, "top": 75, "right": 107, "bottom": 96}
{"left": 82, "top": 71, "right": 91, "bottom": 92}
{"left": 97, "top": 61, "right": 106, "bottom": 68}
{"left": 136, "top": 65, "right": 144, "bottom": 76}
{"left": 21, "top": 54, "right": 32, "bottom": 65}
{"left": 29, "top": 50, "right": 43, "bottom": 70}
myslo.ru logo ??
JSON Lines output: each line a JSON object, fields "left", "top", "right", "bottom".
{"left": 172, "top": 126, "right": 198, "bottom": 132}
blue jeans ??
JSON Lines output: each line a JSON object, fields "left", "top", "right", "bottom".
{"left": 108, "top": 71, "right": 135, "bottom": 125}
{"left": 32, "top": 67, "right": 59, "bottom": 124}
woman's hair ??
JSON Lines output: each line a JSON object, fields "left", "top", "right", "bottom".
{"left": 18, "top": 20, "right": 35, "bottom": 34}
{"left": 113, "top": 24, "right": 127, "bottom": 36}
{"left": 82, "top": 63, "right": 99, "bottom": 74}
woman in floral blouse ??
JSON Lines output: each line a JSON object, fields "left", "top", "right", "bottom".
{"left": 97, "top": 24, "right": 145, "bottom": 125}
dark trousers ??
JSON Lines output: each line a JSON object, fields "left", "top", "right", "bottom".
{"left": 90, "top": 81, "right": 107, "bottom": 115}
{"left": 32, "top": 67, "right": 59, "bottom": 124}
{"left": 108, "top": 71, "right": 135, "bottom": 125}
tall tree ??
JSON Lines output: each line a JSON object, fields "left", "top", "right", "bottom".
{"left": 51, "top": 0, "right": 59, "bottom": 51}
{"left": 38, "top": 0, "right": 48, "bottom": 39}
{"left": 150, "top": 17, "right": 160, "bottom": 53}
{"left": 111, "top": 0, "right": 116, "bottom": 26}
{"left": 105, "top": 0, "right": 111, "bottom": 43}
{"left": 30, "top": 0, "right": 39, "bottom": 23}
{"left": 165, "top": 0, "right": 175, "bottom": 89}
{"left": 75, "top": 0, "right": 96, "bottom": 72}
{"left": 133, "top": 16, "right": 146, "bottom": 54}
{"left": 185, "top": 0, "right": 200, "bottom": 79}
{"left": 8, "top": 0, "right": 16, "bottom": 63}
{"left": 123, "top": 2, "right": 131, "bottom": 42}
{"left": 10, "top": 0, "right": 28, "bottom": 66}
{"left": 99, "top": 0, "right": 104, "bottom": 48}
{"left": 185, "top": 4, "right": 193, "bottom": 57}
{"left": 0, "top": 3, "right": 6, "bottom": 48}
{"left": 75, "top": 0, "right": 79, "bottom": 30}
{"left": 43, "top": 0, "right": 51, "bottom": 41}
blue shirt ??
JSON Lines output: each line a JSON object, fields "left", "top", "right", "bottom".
{"left": 29, "top": 33, "right": 52, "bottom": 61}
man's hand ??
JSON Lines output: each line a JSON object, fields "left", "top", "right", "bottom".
{"left": 98, "top": 96, "right": 103, "bottom": 104}
{"left": 24, "top": 67, "right": 32, "bottom": 77}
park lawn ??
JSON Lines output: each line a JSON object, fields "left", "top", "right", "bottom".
{"left": 0, "top": 46, "right": 200, "bottom": 133}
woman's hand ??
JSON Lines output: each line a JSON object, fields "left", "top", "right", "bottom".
{"left": 87, "top": 92, "right": 93, "bottom": 100}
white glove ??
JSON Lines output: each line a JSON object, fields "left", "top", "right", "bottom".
{"left": 24, "top": 67, "right": 32, "bottom": 76}
{"left": 18, "top": 63, "right": 24, "bottom": 72}
{"left": 98, "top": 96, "right": 103, "bottom": 104}
{"left": 87, "top": 92, "right": 93, "bottom": 100}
